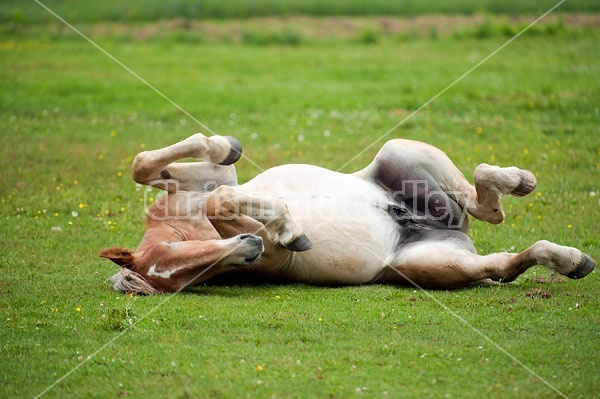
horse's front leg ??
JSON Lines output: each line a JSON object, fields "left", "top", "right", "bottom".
{"left": 205, "top": 185, "right": 312, "bottom": 252}
{"left": 132, "top": 133, "right": 242, "bottom": 191}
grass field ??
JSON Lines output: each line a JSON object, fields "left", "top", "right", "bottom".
{"left": 3, "top": 0, "right": 600, "bottom": 23}
{"left": 1, "top": 3, "right": 599, "bottom": 399}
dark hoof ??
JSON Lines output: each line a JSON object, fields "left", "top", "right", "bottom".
{"left": 219, "top": 136, "right": 243, "bottom": 165}
{"left": 284, "top": 234, "right": 313, "bottom": 252}
{"left": 511, "top": 169, "right": 537, "bottom": 197}
{"left": 565, "top": 254, "right": 595, "bottom": 279}
{"left": 160, "top": 169, "right": 171, "bottom": 179}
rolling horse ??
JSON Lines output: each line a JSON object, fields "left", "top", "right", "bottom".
{"left": 100, "top": 133, "right": 595, "bottom": 295}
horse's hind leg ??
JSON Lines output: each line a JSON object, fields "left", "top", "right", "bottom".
{"left": 359, "top": 139, "right": 536, "bottom": 225}
{"left": 383, "top": 239, "right": 595, "bottom": 290}
{"left": 470, "top": 163, "right": 536, "bottom": 223}
{"left": 132, "top": 133, "right": 242, "bottom": 191}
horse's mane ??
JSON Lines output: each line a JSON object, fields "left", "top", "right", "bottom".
{"left": 109, "top": 268, "right": 161, "bottom": 296}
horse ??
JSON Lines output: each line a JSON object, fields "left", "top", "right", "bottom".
{"left": 100, "top": 133, "right": 595, "bottom": 295}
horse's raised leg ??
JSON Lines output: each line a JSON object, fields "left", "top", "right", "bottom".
{"left": 469, "top": 163, "right": 537, "bottom": 223}
{"left": 132, "top": 133, "right": 242, "bottom": 191}
{"left": 382, "top": 237, "right": 595, "bottom": 290}
{"left": 358, "top": 139, "right": 537, "bottom": 226}
{"left": 205, "top": 185, "right": 312, "bottom": 252}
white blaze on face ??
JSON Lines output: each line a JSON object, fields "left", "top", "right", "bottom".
{"left": 147, "top": 264, "right": 177, "bottom": 279}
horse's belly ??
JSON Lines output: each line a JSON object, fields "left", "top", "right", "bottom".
{"left": 285, "top": 189, "right": 399, "bottom": 284}
{"left": 243, "top": 164, "right": 399, "bottom": 284}
{"left": 287, "top": 225, "right": 394, "bottom": 285}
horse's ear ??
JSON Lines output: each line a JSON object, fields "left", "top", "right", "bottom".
{"left": 99, "top": 247, "right": 134, "bottom": 268}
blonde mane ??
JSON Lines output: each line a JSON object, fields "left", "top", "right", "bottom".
{"left": 109, "top": 268, "right": 161, "bottom": 296}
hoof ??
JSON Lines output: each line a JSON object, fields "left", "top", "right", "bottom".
{"left": 284, "top": 234, "right": 313, "bottom": 252}
{"left": 219, "top": 136, "right": 243, "bottom": 165}
{"left": 160, "top": 169, "right": 171, "bottom": 179}
{"left": 511, "top": 169, "right": 537, "bottom": 197}
{"left": 565, "top": 254, "right": 595, "bottom": 279}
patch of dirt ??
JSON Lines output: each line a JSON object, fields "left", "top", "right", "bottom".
{"left": 525, "top": 288, "right": 552, "bottom": 299}
{"left": 48, "top": 13, "right": 600, "bottom": 42}
{"left": 525, "top": 275, "right": 565, "bottom": 284}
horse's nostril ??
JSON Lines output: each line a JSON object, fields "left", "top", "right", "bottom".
{"left": 239, "top": 234, "right": 253, "bottom": 240}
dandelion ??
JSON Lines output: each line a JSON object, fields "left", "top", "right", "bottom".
{"left": 117, "top": 172, "right": 123, "bottom": 177}
{"left": 476, "top": 126, "right": 482, "bottom": 134}
{"left": 110, "top": 130, "right": 116, "bottom": 137}
{"left": 76, "top": 305, "right": 81, "bottom": 312}
{"left": 523, "top": 148, "right": 529, "bottom": 155}
{"left": 71, "top": 211, "right": 78, "bottom": 218}
{"left": 318, "top": 317, "right": 323, "bottom": 322}
{"left": 256, "top": 365, "right": 263, "bottom": 371}
{"left": 73, "top": 179, "right": 79, "bottom": 185}
{"left": 536, "top": 192, "right": 542, "bottom": 197}
{"left": 78, "top": 203, "right": 85, "bottom": 208}
{"left": 56, "top": 186, "right": 61, "bottom": 191}
{"left": 528, "top": 202, "right": 534, "bottom": 208}
{"left": 567, "top": 224, "right": 572, "bottom": 229}
{"left": 537, "top": 215, "right": 542, "bottom": 220}
{"left": 98, "top": 154, "right": 104, "bottom": 160}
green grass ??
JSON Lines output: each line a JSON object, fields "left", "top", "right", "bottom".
{"left": 2, "top": 0, "right": 600, "bottom": 23}
{"left": 1, "top": 12, "right": 600, "bottom": 399}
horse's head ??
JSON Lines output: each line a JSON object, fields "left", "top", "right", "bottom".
{"left": 99, "top": 247, "right": 162, "bottom": 295}
{"left": 99, "top": 233, "right": 265, "bottom": 295}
